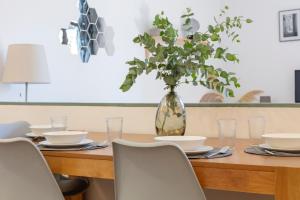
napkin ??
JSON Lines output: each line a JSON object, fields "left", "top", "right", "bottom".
{"left": 187, "top": 148, "right": 233, "bottom": 159}
{"left": 245, "top": 146, "right": 300, "bottom": 157}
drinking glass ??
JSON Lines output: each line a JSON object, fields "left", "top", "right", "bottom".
{"left": 218, "top": 119, "right": 236, "bottom": 147}
{"left": 248, "top": 116, "right": 265, "bottom": 144}
{"left": 106, "top": 117, "right": 123, "bottom": 145}
{"left": 50, "top": 116, "right": 67, "bottom": 130}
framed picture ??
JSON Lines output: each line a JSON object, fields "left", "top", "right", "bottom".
{"left": 279, "top": 9, "right": 300, "bottom": 42}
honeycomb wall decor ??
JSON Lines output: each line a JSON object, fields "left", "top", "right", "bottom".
{"left": 59, "top": 0, "right": 115, "bottom": 63}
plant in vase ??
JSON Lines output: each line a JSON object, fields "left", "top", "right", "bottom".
{"left": 120, "top": 6, "right": 252, "bottom": 136}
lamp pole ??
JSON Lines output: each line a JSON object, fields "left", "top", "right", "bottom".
{"left": 25, "top": 82, "right": 28, "bottom": 102}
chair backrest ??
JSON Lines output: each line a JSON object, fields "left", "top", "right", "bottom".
{"left": 0, "top": 121, "right": 31, "bottom": 139}
{"left": 0, "top": 138, "right": 64, "bottom": 200}
{"left": 112, "top": 139, "right": 206, "bottom": 200}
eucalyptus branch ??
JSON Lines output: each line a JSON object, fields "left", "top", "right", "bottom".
{"left": 120, "top": 7, "right": 252, "bottom": 97}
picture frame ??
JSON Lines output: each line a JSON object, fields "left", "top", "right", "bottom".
{"left": 279, "top": 9, "right": 300, "bottom": 42}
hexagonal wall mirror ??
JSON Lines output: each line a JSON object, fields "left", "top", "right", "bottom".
{"left": 59, "top": 0, "right": 112, "bottom": 63}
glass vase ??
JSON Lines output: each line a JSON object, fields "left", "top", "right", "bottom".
{"left": 155, "top": 90, "right": 186, "bottom": 136}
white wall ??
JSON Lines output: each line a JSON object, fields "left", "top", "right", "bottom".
{"left": 2, "top": 105, "right": 300, "bottom": 138}
{"left": 221, "top": 0, "right": 300, "bottom": 103}
{"left": 0, "top": 0, "right": 299, "bottom": 103}
{"left": 0, "top": 0, "right": 221, "bottom": 103}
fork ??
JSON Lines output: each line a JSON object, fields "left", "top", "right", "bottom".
{"left": 206, "top": 146, "right": 230, "bottom": 158}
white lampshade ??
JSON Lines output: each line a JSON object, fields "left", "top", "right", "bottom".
{"left": 2, "top": 44, "right": 50, "bottom": 83}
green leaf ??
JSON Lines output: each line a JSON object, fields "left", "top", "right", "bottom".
{"left": 155, "top": 72, "right": 161, "bottom": 79}
{"left": 184, "top": 42, "right": 193, "bottom": 49}
{"left": 126, "top": 60, "right": 136, "bottom": 65}
{"left": 128, "top": 67, "right": 137, "bottom": 75}
{"left": 227, "top": 89, "right": 234, "bottom": 97}
{"left": 208, "top": 25, "right": 214, "bottom": 33}
{"left": 120, "top": 84, "right": 131, "bottom": 92}
{"left": 120, "top": 75, "right": 135, "bottom": 92}
{"left": 214, "top": 26, "right": 221, "bottom": 33}
{"left": 230, "top": 77, "right": 238, "bottom": 82}
{"left": 133, "top": 36, "right": 141, "bottom": 43}
{"left": 246, "top": 18, "right": 253, "bottom": 23}
{"left": 220, "top": 71, "right": 228, "bottom": 79}
{"left": 136, "top": 67, "right": 144, "bottom": 75}
{"left": 191, "top": 73, "right": 197, "bottom": 81}
{"left": 226, "top": 53, "right": 237, "bottom": 61}
{"left": 201, "top": 34, "right": 209, "bottom": 41}
{"left": 214, "top": 47, "right": 225, "bottom": 58}
{"left": 232, "top": 34, "right": 239, "bottom": 41}
{"left": 220, "top": 24, "right": 225, "bottom": 32}
{"left": 210, "top": 33, "right": 219, "bottom": 41}
{"left": 226, "top": 17, "right": 230, "bottom": 24}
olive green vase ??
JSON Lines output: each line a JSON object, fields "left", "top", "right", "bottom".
{"left": 155, "top": 89, "right": 186, "bottom": 136}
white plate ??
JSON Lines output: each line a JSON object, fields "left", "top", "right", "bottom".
{"left": 185, "top": 146, "right": 213, "bottom": 155}
{"left": 262, "top": 133, "right": 300, "bottom": 149}
{"left": 43, "top": 131, "right": 87, "bottom": 144}
{"left": 155, "top": 136, "right": 206, "bottom": 150}
{"left": 25, "top": 132, "right": 43, "bottom": 138}
{"left": 39, "top": 139, "right": 94, "bottom": 147}
{"left": 258, "top": 143, "right": 300, "bottom": 152}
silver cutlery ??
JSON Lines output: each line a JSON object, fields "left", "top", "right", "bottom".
{"left": 250, "top": 145, "right": 300, "bottom": 156}
{"left": 79, "top": 144, "right": 107, "bottom": 151}
{"left": 264, "top": 149, "right": 275, "bottom": 155}
{"left": 206, "top": 146, "right": 230, "bottom": 158}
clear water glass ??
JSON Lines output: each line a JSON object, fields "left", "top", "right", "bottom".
{"left": 50, "top": 116, "right": 67, "bottom": 130}
{"left": 106, "top": 117, "right": 123, "bottom": 145}
{"left": 218, "top": 119, "right": 236, "bottom": 147}
{"left": 248, "top": 116, "right": 265, "bottom": 144}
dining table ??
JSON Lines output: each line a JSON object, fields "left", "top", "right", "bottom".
{"left": 42, "top": 132, "right": 300, "bottom": 200}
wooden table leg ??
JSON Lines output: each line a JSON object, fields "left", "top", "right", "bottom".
{"left": 275, "top": 168, "right": 300, "bottom": 200}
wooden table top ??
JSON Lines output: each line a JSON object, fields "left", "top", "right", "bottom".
{"left": 43, "top": 132, "right": 300, "bottom": 170}
{"left": 43, "top": 133, "right": 300, "bottom": 199}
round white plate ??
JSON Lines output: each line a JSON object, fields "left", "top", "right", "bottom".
{"left": 258, "top": 143, "right": 300, "bottom": 152}
{"left": 185, "top": 146, "right": 213, "bottom": 155}
{"left": 39, "top": 139, "right": 94, "bottom": 147}
{"left": 25, "top": 132, "right": 43, "bottom": 138}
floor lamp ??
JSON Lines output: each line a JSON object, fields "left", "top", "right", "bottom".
{"left": 1, "top": 44, "right": 50, "bottom": 102}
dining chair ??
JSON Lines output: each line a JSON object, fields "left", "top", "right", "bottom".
{"left": 0, "top": 121, "right": 89, "bottom": 200}
{"left": 0, "top": 121, "right": 31, "bottom": 138}
{"left": 0, "top": 138, "right": 65, "bottom": 200}
{"left": 112, "top": 139, "right": 207, "bottom": 200}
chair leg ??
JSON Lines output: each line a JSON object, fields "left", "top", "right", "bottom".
{"left": 64, "top": 193, "right": 84, "bottom": 200}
